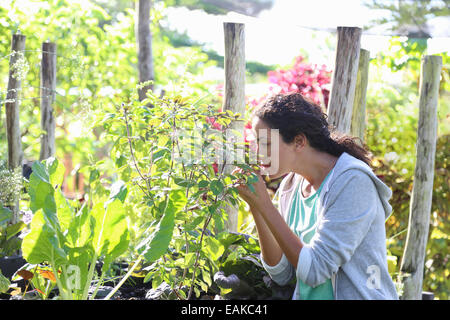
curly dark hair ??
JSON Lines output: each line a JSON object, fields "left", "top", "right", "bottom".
{"left": 253, "top": 92, "right": 372, "bottom": 167}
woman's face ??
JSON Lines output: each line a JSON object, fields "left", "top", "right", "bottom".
{"left": 251, "top": 117, "right": 296, "bottom": 179}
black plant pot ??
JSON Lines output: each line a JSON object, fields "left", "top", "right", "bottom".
{"left": 422, "top": 291, "right": 434, "bottom": 300}
{"left": 0, "top": 255, "right": 26, "bottom": 280}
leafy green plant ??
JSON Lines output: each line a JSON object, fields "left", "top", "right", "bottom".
{"left": 0, "top": 205, "right": 26, "bottom": 258}
{"left": 94, "top": 88, "right": 259, "bottom": 299}
{"left": 21, "top": 157, "right": 130, "bottom": 299}
{"left": 0, "top": 161, "right": 23, "bottom": 207}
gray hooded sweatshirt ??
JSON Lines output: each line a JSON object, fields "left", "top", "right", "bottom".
{"left": 261, "top": 152, "right": 399, "bottom": 300}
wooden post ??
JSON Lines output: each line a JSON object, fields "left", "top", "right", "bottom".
{"left": 5, "top": 32, "right": 25, "bottom": 225}
{"left": 5, "top": 33, "right": 25, "bottom": 171}
{"left": 350, "top": 48, "right": 370, "bottom": 143}
{"left": 136, "top": 0, "right": 154, "bottom": 101}
{"left": 39, "top": 41, "right": 57, "bottom": 161}
{"left": 399, "top": 55, "right": 442, "bottom": 300}
{"left": 222, "top": 22, "right": 246, "bottom": 232}
{"left": 327, "top": 27, "right": 362, "bottom": 134}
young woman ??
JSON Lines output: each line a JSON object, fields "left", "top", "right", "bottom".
{"left": 234, "top": 92, "right": 399, "bottom": 300}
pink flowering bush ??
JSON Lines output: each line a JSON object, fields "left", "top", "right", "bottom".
{"left": 267, "top": 56, "right": 332, "bottom": 107}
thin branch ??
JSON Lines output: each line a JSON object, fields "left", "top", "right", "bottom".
{"left": 123, "top": 105, "right": 153, "bottom": 201}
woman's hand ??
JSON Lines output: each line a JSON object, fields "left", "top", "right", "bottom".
{"left": 232, "top": 166, "right": 272, "bottom": 211}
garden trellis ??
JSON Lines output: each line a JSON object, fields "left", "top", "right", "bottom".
{"left": 1, "top": 18, "right": 443, "bottom": 300}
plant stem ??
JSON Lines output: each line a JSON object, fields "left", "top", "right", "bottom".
{"left": 81, "top": 252, "right": 98, "bottom": 300}
{"left": 104, "top": 255, "right": 143, "bottom": 300}
{"left": 52, "top": 264, "right": 70, "bottom": 300}
{"left": 89, "top": 271, "right": 105, "bottom": 300}
{"left": 186, "top": 195, "right": 217, "bottom": 300}
{"left": 123, "top": 107, "right": 154, "bottom": 201}
{"left": 177, "top": 170, "right": 195, "bottom": 294}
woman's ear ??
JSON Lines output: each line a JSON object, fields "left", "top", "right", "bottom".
{"left": 294, "top": 134, "right": 307, "bottom": 151}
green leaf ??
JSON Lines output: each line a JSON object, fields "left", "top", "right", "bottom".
{"left": 108, "top": 180, "right": 128, "bottom": 203}
{"left": 0, "top": 271, "right": 10, "bottom": 293}
{"left": 21, "top": 209, "right": 67, "bottom": 266}
{"left": 115, "top": 154, "right": 127, "bottom": 168}
{"left": 67, "top": 203, "right": 94, "bottom": 248}
{"left": 137, "top": 189, "right": 186, "bottom": 262}
{"left": 184, "top": 252, "right": 196, "bottom": 268}
{"left": 173, "top": 177, "right": 194, "bottom": 188}
{"left": 91, "top": 198, "right": 129, "bottom": 263}
{"left": 89, "top": 169, "right": 100, "bottom": 184}
{"left": 204, "top": 236, "right": 225, "bottom": 261}
{"left": 28, "top": 163, "right": 66, "bottom": 252}
{"left": 6, "top": 221, "right": 26, "bottom": 240}
{"left": 210, "top": 179, "right": 224, "bottom": 196}
{"left": 247, "top": 172, "right": 259, "bottom": 184}
{"left": 46, "top": 157, "right": 65, "bottom": 188}
{"left": 152, "top": 148, "right": 171, "bottom": 163}
{"left": 29, "top": 163, "right": 55, "bottom": 215}
{"left": 55, "top": 189, "right": 74, "bottom": 233}
{"left": 30, "top": 161, "right": 50, "bottom": 184}
{"left": 0, "top": 206, "right": 12, "bottom": 227}
{"left": 208, "top": 203, "right": 221, "bottom": 215}
{"left": 198, "top": 180, "right": 209, "bottom": 188}
{"left": 185, "top": 215, "right": 204, "bottom": 231}
{"left": 202, "top": 268, "right": 212, "bottom": 287}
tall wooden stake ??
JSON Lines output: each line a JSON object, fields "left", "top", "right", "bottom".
{"left": 350, "top": 48, "right": 370, "bottom": 143}
{"left": 136, "top": 0, "right": 154, "bottom": 101}
{"left": 39, "top": 41, "right": 57, "bottom": 161}
{"left": 399, "top": 55, "right": 442, "bottom": 300}
{"left": 5, "top": 32, "right": 25, "bottom": 224}
{"left": 327, "top": 27, "right": 362, "bottom": 134}
{"left": 222, "top": 22, "right": 246, "bottom": 232}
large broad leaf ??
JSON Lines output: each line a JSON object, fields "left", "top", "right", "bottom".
{"left": 28, "top": 159, "right": 69, "bottom": 255}
{"left": 29, "top": 158, "right": 65, "bottom": 212}
{"left": 137, "top": 189, "right": 187, "bottom": 262}
{"left": 28, "top": 173, "right": 55, "bottom": 215}
{"left": 46, "top": 157, "right": 65, "bottom": 188}
{"left": 91, "top": 192, "right": 129, "bottom": 271}
{"left": 55, "top": 189, "right": 74, "bottom": 233}
{"left": 29, "top": 161, "right": 57, "bottom": 226}
{"left": 0, "top": 206, "right": 12, "bottom": 228}
{"left": 67, "top": 203, "right": 94, "bottom": 249}
{"left": 21, "top": 209, "right": 67, "bottom": 267}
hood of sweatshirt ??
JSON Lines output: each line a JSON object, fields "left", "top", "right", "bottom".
{"left": 277, "top": 152, "right": 393, "bottom": 220}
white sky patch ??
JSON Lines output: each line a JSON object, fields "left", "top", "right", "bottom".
{"left": 164, "top": 0, "right": 449, "bottom": 68}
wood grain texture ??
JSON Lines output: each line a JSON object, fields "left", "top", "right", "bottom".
{"left": 136, "top": 0, "right": 154, "bottom": 101}
{"left": 399, "top": 55, "right": 442, "bottom": 300}
{"left": 5, "top": 33, "right": 25, "bottom": 171}
{"left": 327, "top": 27, "right": 361, "bottom": 134}
{"left": 222, "top": 22, "right": 246, "bottom": 232}
{"left": 5, "top": 33, "right": 25, "bottom": 225}
{"left": 39, "top": 41, "right": 57, "bottom": 161}
{"left": 350, "top": 48, "right": 370, "bottom": 143}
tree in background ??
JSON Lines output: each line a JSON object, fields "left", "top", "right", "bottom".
{"left": 363, "top": 0, "right": 450, "bottom": 38}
